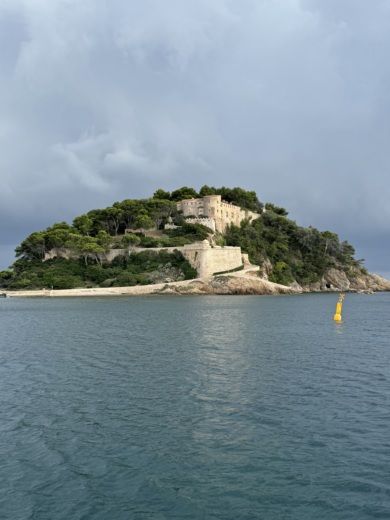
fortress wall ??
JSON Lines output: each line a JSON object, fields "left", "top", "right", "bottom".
{"left": 178, "top": 195, "right": 260, "bottom": 233}
{"left": 44, "top": 248, "right": 75, "bottom": 261}
{"left": 180, "top": 241, "right": 242, "bottom": 278}
{"left": 178, "top": 198, "right": 203, "bottom": 217}
{"left": 184, "top": 217, "right": 216, "bottom": 232}
{"left": 242, "top": 209, "right": 260, "bottom": 222}
{"left": 45, "top": 241, "right": 243, "bottom": 279}
{"left": 202, "top": 246, "right": 243, "bottom": 277}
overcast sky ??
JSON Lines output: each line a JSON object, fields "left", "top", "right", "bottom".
{"left": 1, "top": 0, "right": 389, "bottom": 275}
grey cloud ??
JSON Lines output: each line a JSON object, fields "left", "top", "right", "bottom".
{"left": 0, "top": 0, "right": 389, "bottom": 274}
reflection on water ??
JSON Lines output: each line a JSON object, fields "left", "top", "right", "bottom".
{"left": 1, "top": 293, "right": 390, "bottom": 519}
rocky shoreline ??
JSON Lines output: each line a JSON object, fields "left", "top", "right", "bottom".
{"left": 4, "top": 267, "right": 390, "bottom": 298}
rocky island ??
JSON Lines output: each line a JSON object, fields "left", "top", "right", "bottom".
{"left": 2, "top": 186, "right": 389, "bottom": 296}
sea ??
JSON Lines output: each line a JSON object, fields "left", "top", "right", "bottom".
{"left": 1, "top": 293, "right": 390, "bottom": 519}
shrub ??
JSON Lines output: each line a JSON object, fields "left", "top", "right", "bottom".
{"left": 121, "top": 233, "right": 141, "bottom": 247}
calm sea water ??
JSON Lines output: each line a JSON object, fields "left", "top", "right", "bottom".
{"left": 1, "top": 293, "right": 390, "bottom": 519}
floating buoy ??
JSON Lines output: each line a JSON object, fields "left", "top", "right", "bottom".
{"left": 333, "top": 293, "right": 345, "bottom": 322}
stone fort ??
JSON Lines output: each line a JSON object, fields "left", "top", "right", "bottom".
{"left": 45, "top": 241, "right": 245, "bottom": 278}
{"left": 177, "top": 195, "right": 260, "bottom": 233}
{"left": 45, "top": 195, "right": 261, "bottom": 279}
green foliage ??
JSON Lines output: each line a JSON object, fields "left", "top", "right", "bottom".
{"left": 165, "top": 223, "right": 210, "bottom": 242}
{"left": 15, "top": 231, "right": 47, "bottom": 260}
{"left": 0, "top": 270, "right": 13, "bottom": 288}
{"left": 10, "top": 186, "right": 364, "bottom": 290}
{"left": 65, "top": 234, "right": 106, "bottom": 265}
{"left": 120, "top": 233, "right": 141, "bottom": 247}
{"left": 218, "top": 187, "right": 262, "bottom": 212}
{"left": 225, "top": 212, "right": 361, "bottom": 285}
{"left": 70, "top": 198, "right": 177, "bottom": 237}
{"left": 269, "top": 261, "right": 294, "bottom": 285}
{"left": 153, "top": 189, "right": 171, "bottom": 200}
{"left": 134, "top": 212, "right": 155, "bottom": 230}
{"left": 265, "top": 203, "right": 288, "bottom": 216}
{"left": 139, "top": 236, "right": 161, "bottom": 248}
{"left": 198, "top": 185, "right": 263, "bottom": 212}
{"left": 73, "top": 214, "right": 93, "bottom": 235}
{"left": 214, "top": 234, "right": 226, "bottom": 246}
{"left": 5, "top": 250, "right": 196, "bottom": 289}
{"left": 199, "top": 185, "right": 217, "bottom": 196}
{"left": 170, "top": 187, "right": 199, "bottom": 201}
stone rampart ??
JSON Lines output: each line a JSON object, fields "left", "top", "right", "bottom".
{"left": 184, "top": 217, "right": 216, "bottom": 232}
{"left": 44, "top": 241, "right": 243, "bottom": 279}
{"left": 180, "top": 241, "right": 242, "bottom": 278}
{"left": 108, "top": 242, "right": 243, "bottom": 278}
{"left": 44, "top": 248, "right": 75, "bottom": 261}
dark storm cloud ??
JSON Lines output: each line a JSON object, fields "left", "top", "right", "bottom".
{"left": 0, "top": 0, "right": 389, "bottom": 274}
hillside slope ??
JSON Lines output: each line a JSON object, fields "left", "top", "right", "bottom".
{"left": 0, "top": 186, "right": 387, "bottom": 292}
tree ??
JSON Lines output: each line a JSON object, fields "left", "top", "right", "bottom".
{"left": 265, "top": 203, "right": 288, "bottom": 216}
{"left": 147, "top": 199, "right": 177, "bottom": 228}
{"left": 321, "top": 231, "right": 339, "bottom": 255}
{"left": 219, "top": 187, "right": 263, "bottom": 212}
{"left": 66, "top": 234, "right": 105, "bottom": 265}
{"left": 121, "top": 234, "right": 141, "bottom": 248}
{"left": 45, "top": 222, "right": 74, "bottom": 249}
{"left": 104, "top": 206, "right": 124, "bottom": 236}
{"left": 199, "top": 185, "right": 217, "bottom": 196}
{"left": 96, "top": 230, "right": 111, "bottom": 250}
{"left": 116, "top": 199, "right": 142, "bottom": 229}
{"left": 153, "top": 189, "right": 171, "bottom": 200}
{"left": 15, "top": 231, "right": 47, "bottom": 260}
{"left": 73, "top": 214, "right": 93, "bottom": 235}
{"left": 0, "top": 270, "right": 12, "bottom": 288}
{"left": 134, "top": 213, "right": 154, "bottom": 230}
{"left": 170, "top": 187, "right": 199, "bottom": 201}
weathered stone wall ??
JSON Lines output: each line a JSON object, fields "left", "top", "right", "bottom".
{"left": 44, "top": 247, "right": 129, "bottom": 264}
{"left": 103, "top": 249, "right": 128, "bottom": 262}
{"left": 44, "top": 241, "right": 243, "bottom": 279}
{"left": 44, "top": 248, "right": 75, "bottom": 261}
{"left": 126, "top": 241, "right": 243, "bottom": 278}
{"left": 177, "top": 195, "right": 260, "bottom": 233}
{"left": 184, "top": 217, "right": 216, "bottom": 232}
{"left": 180, "top": 241, "right": 242, "bottom": 278}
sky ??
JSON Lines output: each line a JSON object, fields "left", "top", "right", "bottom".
{"left": 1, "top": 0, "right": 390, "bottom": 275}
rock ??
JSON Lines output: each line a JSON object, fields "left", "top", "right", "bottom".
{"left": 350, "top": 272, "right": 390, "bottom": 292}
{"left": 157, "top": 274, "right": 298, "bottom": 295}
{"left": 301, "top": 267, "right": 390, "bottom": 293}
{"left": 258, "top": 258, "right": 273, "bottom": 280}
{"left": 289, "top": 280, "right": 303, "bottom": 291}
{"left": 323, "top": 268, "right": 351, "bottom": 291}
{"left": 146, "top": 267, "right": 185, "bottom": 284}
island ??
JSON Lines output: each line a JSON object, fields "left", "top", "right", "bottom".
{"left": 1, "top": 186, "right": 389, "bottom": 296}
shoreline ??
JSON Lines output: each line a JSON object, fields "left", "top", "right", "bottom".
{"left": 4, "top": 278, "right": 203, "bottom": 298}
{"left": 4, "top": 270, "right": 297, "bottom": 298}
{"left": 4, "top": 273, "right": 390, "bottom": 298}
{"left": 4, "top": 268, "right": 390, "bottom": 298}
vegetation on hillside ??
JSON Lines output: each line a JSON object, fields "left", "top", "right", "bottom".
{"left": 0, "top": 251, "right": 197, "bottom": 290}
{"left": 225, "top": 208, "right": 364, "bottom": 285}
{"left": 0, "top": 186, "right": 365, "bottom": 289}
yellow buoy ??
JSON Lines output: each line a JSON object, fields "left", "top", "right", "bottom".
{"left": 333, "top": 293, "right": 345, "bottom": 322}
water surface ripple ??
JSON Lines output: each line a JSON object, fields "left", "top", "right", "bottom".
{"left": 1, "top": 294, "right": 390, "bottom": 519}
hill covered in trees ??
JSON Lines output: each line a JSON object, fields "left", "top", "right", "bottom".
{"left": 0, "top": 186, "right": 366, "bottom": 290}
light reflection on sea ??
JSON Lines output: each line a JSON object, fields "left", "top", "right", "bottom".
{"left": 1, "top": 293, "right": 390, "bottom": 519}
